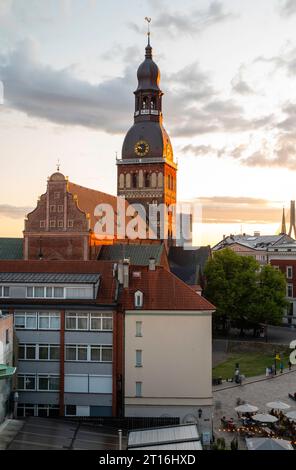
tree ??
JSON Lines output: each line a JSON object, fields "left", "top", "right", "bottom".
{"left": 204, "top": 249, "right": 287, "bottom": 333}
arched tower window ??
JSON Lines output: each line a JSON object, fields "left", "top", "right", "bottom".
{"left": 132, "top": 172, "right": 138, "bottom": 189}
{"left": 119, "top": 173, "right": 124, "bottom": 189}
{"left": 142, "top": 97, "right": 148, "bottom": 110}
{"left": 145, "top": 172, "right": 150, "bottom": 188}
{"left": 150, "top": 97, "right": 156, "bottom": 109}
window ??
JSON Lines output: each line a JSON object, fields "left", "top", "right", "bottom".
{"left": 65, "top": 312, "right": 89, "bottom": 330}
{"left": 57, "top": 220, "right": 63, "bottom": 228}
{"left": 50, "top": 205, "right": 56, "bottom": 212}
{"left": 40, "top": 220, "right": 46, "bottom": 228}
{"left": 287, "top": 284, "right": 293, "bottom": 298}
{"left": 132, "top": 173, "right": 137, "bottom": 189}
{"left": 18, "top": 344, "right": 36, "bottom": 360}
{"left": 18, "top": 374, "right": 36, "bottom": 391}
{"left": 37, "top": 404, "right": 59, "bottom": 418}
{"left": 38, "top": 375, "right": 60, "bottom": 391}
{"left": 134, "top": 291, "right": 143, "bottom": 308}
{"left": 5, "top": 329, "right": 9, "bottom": 344}
{"left": 68, "top": 220, "right": 74, "bottom": 228}
{"left": 65, "top": 405, "right": 77, "bottom": 416}
{"left": 14, "top": 313, "right": 37, "bottom": 330}
{"left": 50, "top": 220, "right": 56, "bottom": 228}
{"left": 66, "top": 287, "right": 93, "bottom": 299}
{"left": 90, "top": 346, "right": 101, "bottom": 362}
{"left": 27, "top": 286, "right": 64, "bottom": 299}
{"left": 38, "top": 313, "right": 60, "bottom": 329}
{"left": 0, "top": 286, "right": 10, "bottom": 297}
{"left": 136, "top": 382, "right": 142, "bottom": 397}
{"left": 65, "top": 345, "right": 87, "bottom": 361}
{"left": 54, "top": 192, "right": 60, "bottom": 199}
{"left": 90, "top": 312, "right": 113, "bottom": 331}
{"left": 144, "top": 172, "right": 150, "bottom": 188}
{"left": 136, "top": 321, "right": 142, "bottom": 337}
{"left": 58, "top": 205, "right": 63, "bottom": 213}
{"left": 35, "top": 287, "right": 45, "bottom": 298}
{"left": 136, "top": 350, "right": 142, "bottom": 367}
{"left": 287, "top": 266, "right": 293, "bottom": 279}
{"left": 39, "top": 345, "right": 60, "bottom": 360}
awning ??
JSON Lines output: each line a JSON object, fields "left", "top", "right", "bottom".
{"left": 0, "top": 364, "right": 16, "bottom": 379}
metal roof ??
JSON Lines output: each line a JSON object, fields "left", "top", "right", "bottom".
{"left": 246, "top": 438, "right": 293, "bottom": 451}
{"left": 0, "top": 272, "right": 100, "bottom": 284}
{"left": 0, "top": 238, "right": 23, "bottom": 260}
{"left": 98, "top": 244, "right": 164, "bottom": 265}
{"left": 128, "top": 424, "right": 201, "bottom": 450}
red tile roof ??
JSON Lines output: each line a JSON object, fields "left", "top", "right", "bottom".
{"left": 0, "top": 261, "right": 215, "bottom": 311}
{"left": 123, "top": 266, "right": 215, "bottom": 311}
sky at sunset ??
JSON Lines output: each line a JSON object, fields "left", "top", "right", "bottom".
{"left": 1, "top": 0, "right": 296, "bottom": 245}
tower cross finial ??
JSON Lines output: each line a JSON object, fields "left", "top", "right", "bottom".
{"left": 145, "top": 17, "right": 151, "bottom": 45}
{"left": 56, "top": 158, "right": 61, "bottom": 172}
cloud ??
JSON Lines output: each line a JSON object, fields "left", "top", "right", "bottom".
{"left": 0, "top": 204, "right": 32, "bottom": 219}
{"left": 279, "top": 0, "right": 296, "bottom": 17}
{"left": 255, "top": 46, "right": 296, "bottom": 76}
{"left": 195, "top": 196, "right": 283, "bottom": 225}
{"left": 0, "top": 39, "right": 136, "bottom": 134}
{"left": 128, "top": 1, "right": 236, "bottom": 38}
{"left": 231, "top": 66, "right": 256, "bottom": 95}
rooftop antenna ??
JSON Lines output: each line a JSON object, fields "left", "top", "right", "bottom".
{"left": 145, "top": 16, "right": 151, "bottom": 45}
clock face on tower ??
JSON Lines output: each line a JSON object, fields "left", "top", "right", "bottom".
{"left": 134, "top": 140, "right": 150, "bottom": 156}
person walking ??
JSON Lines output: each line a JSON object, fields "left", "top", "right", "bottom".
{"left": 280, "top": 362, "right": 284, "bottom": 374}
{"left": 288, "top": 360, "right": 292, "bottom": 371}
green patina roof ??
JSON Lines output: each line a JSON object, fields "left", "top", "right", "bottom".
{"left": 0, "top": 364, "right": 16, "bottom": 379}
{"left": 98, "top": 244, "right": 164, "bottom": 266}
{"left": 0, "top": 238, "right": 23, "bottom": 260}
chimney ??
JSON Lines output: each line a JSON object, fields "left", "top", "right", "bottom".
{"left": 149, "top": 257, "right": 156, "bottom": 271}
{"left": 123, "top": 258, "right": 130, "bottom": 288}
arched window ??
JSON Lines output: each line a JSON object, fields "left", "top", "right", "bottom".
{"left": 119, "top": 173, "right": 124, "bottom": 189}
{"left": 158, "top": 172, "right": 163, "bottom": 188}
{"left": 168, "top": 174, "right": 171, "bottom": 189}
{"left": 145, "top": 172, "right": 150, "bottom": 188}
{"left": 150, "top": 97, "right": 156, "bottom": 109}
{"left": 142, "top": 97, "right": 148, "bottom": 109}
{"left": 126, "top": 173, "right": 131, "bottom": 188}
{"left": 134, "top": 290, "right": 144, "bottom": 308}
{"left": 151, "top": 172, "right": 157, "bottom": 188}
{"left": 132, "top": 173, "right": 138, "bottom": 188}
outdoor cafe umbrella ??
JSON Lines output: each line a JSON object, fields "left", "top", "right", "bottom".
{"left": 246, "top": 438, "right": 293, "bottom": 451}
{"left": 285, "top": 410, "right": 296, "bottom": 421}
{"left": 266, "top": 401, "right": 290, "bottom": 410}
{"left": 252, "top": 413, "right": 278, "bottom": 423}
{"left": 234, "top": 404, "right": 259, "bottom": 413}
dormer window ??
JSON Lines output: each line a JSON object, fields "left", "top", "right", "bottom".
{"left": 134, "top": 290, "right": 143, "bottom": 309}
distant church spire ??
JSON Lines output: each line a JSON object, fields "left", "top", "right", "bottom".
{"left": 281, "top": 207, "right": 286, "bottom": 235}
{"left": 288, "top": 200, "right": 296, "bottom": 238}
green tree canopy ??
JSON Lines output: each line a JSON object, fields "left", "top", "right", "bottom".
{"left": 204, "top": 249, "right": 287, "bottom": 330}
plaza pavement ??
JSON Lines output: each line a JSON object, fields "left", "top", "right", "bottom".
{"left": 212, "top": 368, "right": 296, "bottom": 449}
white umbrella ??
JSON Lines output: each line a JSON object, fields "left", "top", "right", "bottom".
{"left": 246, "top": 438, "right": 293, "bottom": 451}
{"left": 266, "top": 401, "right": 290, "bottom": 410}
{"left": 252, "top": 413, "right": 278, "bottom": 423}
{"left": 285, "top": 410, "right": 296, "bottom": 421}
{"left": 235, "top": 404, "right": 259, "bottom": 413}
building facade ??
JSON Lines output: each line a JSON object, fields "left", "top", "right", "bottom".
{"left": 0, "top": 260, "right": 123, "bottom": 418}
{"left": 122, "top": 263, "right": 214, "bottom": 434}
{"left": 0, "top": 313, "right": 15, "bottom": 423}
{"left": 269, "top": 256, "right": 296, "bottom": 326}
{"left": 213, "top": 233, "right": 294, "bottom": 265}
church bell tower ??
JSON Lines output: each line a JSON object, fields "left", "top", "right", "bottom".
{"left": 117, "top": 28, "right": 177, "bottom": 242}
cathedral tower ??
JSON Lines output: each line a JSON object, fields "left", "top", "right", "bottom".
{"left": 117, "top": 34, "right": 177, "bottom": 242}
